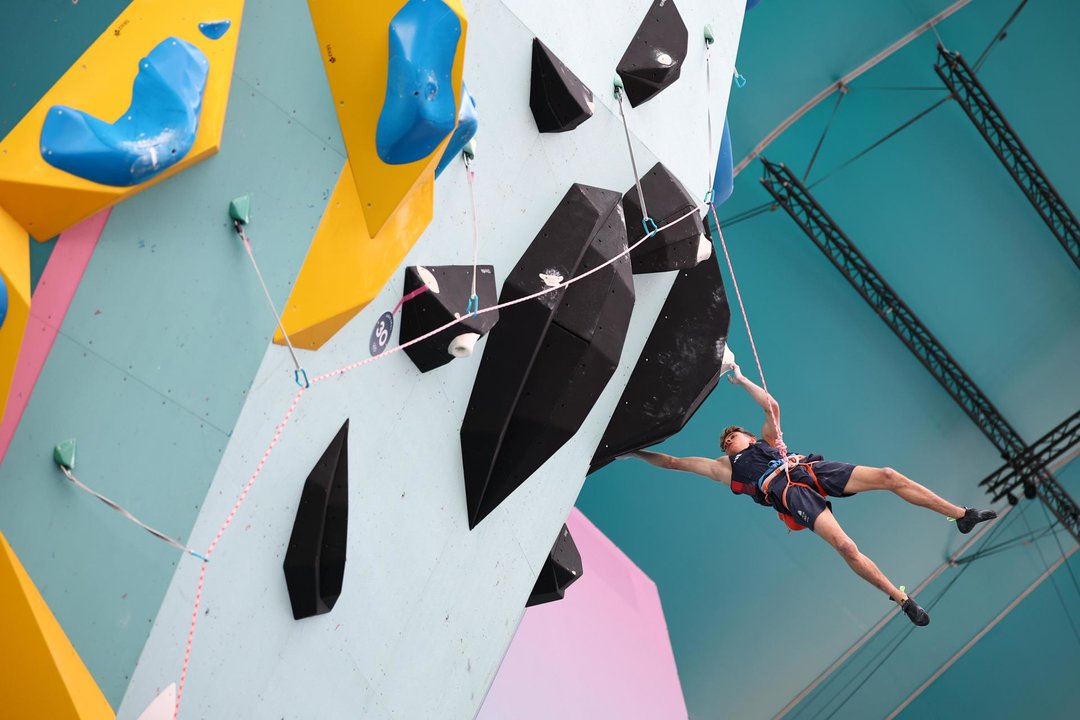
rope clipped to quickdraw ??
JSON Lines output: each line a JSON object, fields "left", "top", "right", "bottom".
{"left": 613, "top": 75, "right": 658, "bottom": 235}
{"left": 52, "top": 439, "right": 208, "bottom": 562}
{"left": 463, "top": 139, "right": 481, "bottom": 316}
{"left": 229, "top": 197, "right": 309, "bottom": 388}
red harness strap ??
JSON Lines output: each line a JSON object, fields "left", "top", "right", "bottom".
{"left": 777, "top": 461, "right": 826, "bottom": 531}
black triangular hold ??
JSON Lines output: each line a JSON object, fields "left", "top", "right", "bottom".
{"left": 591, "top": 249, "right": 731, "bottom": 473}
{"left": 400, "top": 265, "right": 500, "bottom": 373}
{"left": 616, "top": 0, "right": 689, "bottom": 107}
{"left": 530, "top": 38, "right": 594, "bottom": 133}
{"left": 527, "top": 524, "right": 583, "bottom": 607}
{"left": 624, "top": 161, "right": 710, "bottom": 274}
{"left": 283, "top": 420, "right": 349, "bottom": 620}
{"left": 461, "top": 183, "right": 635, "bottom": 529}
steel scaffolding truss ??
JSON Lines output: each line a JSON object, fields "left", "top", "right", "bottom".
{"left": 760, "top": 159, "right": 1079, "bottom": 542}
{"left": 981, "top": 409, "right": 1080, "bottom": 500}
{"left": 935, "top": 47, "right": 1080, "bottom": 270}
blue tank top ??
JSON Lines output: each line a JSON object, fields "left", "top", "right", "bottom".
{"left": 727, "top": 441, "right": 783, "bottom": 507}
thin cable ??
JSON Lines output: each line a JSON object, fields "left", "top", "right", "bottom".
{"left": 807, "top": 96, "right": 950, "bottom": 189}
{"left": 235, "top": 224, "right": 303, "bottom": 373}
{"left": 616, "top": 88, "right": 651, "bottom": 225}
{"left": 60, "top": 467, "right": 208, "bottom": 562}
{"left": 973, "top": 0, "right": 1030, "bottom": 71}
{"left": 718, "top": 201, "right": 775, "bottom": 227}
{"left": 803, "top": 89, "right": 846, "bottom": 183}
{"left": 705, "top": 42, "right": 715, "bottom": 192}
{"left": 1033, "top": 502, "right": 1080, "bottom": 646}
{"left": 465, "top": 155, "right": 480, "bottom": 306}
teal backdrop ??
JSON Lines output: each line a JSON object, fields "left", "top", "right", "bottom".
{"left": 578, "top": 0, "right": 1080, "bottom": 718}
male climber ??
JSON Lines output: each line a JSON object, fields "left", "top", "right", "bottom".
{"left": 630, "top": 363, "right": 998, "bottom": 626}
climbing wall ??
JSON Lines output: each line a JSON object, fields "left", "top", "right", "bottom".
{"left": 0, "top": 1, "right": 744, "bottom": 717}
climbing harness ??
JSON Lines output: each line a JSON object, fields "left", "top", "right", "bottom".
{"left": 758, "top": 456, "right": 828, "bottom": 532}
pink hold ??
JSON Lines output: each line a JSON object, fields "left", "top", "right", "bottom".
{"left": 478, "top": 507, "right": 687, "bottom": 719}
{"left": 0, "top": 210, "right": 109, "bottom": 464}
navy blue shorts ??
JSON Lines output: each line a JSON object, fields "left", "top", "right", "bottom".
{"left": 769, "top": 461, "right": 856, "bottom": 531}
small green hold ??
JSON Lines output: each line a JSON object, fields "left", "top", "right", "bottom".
{"left": 612, "top": 74, "right": 625, "bottom": 91}
{"left": 463, "top": 138, "right": 477, "bottom": 161}
{"left": 228, "top": 195, "right": 252, "bottom": 225}
{"left": 53, "top": 438, "right": 77, "bottom": 471}
{"left": 704, "top": 25, "right": 715, "bottom": 45}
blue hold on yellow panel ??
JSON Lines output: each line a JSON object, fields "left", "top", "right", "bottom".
{"left": 376, "top": 0, "right": 462, "bottom": 165}
{"left": 0, "top": 274, "right": 7, "bottom": 328}
{"left": 39, "top": 36, "right": 209, "bottom": 187}
{"left": 435, "top": 82, "right": 477, "bottom": 178}
{"left": 198, "top": 20, "right": 232, "bottom": 39}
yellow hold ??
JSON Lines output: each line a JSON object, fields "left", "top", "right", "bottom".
{"left": 275, "top": 160, "right": 435, "bottom": 350}
{"left": 306, "top": 0, "right": 468, "bottom": 236}
{"left": 0, "top": 531, "right": 114, "bottom": 719}
{"left": 0, "top": 207, "right": 31, "bottom": 426}
{"left": 0, "top": 0, "right": 246, "bottom": 241}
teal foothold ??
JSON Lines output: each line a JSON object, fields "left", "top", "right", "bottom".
{"left": 463, "top": 138, "right": 477, "bottom": 160}
{"left": 228, "top": 195, "right": 251, "bottom": 225}
{"left": 613, "top": 74, "right": 625, "bottom": 91}
{"left": 53, "top": 439, "right": 76, "bottom": 471}
{"left": 704, "top": 25, "right": 715, "bottom": 45}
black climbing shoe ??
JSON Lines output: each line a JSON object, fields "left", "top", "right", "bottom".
{"left": 901, "top": 597, "right": 930, "bottom": 627}
{"left": 956, "top": 507, "right": 997, "bottom": 534}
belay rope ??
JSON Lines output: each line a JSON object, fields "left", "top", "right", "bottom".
{"left": 699, "top": 29, "right": 792, "bottom": 485}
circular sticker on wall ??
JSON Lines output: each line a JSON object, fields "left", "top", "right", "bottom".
{"left": 369, "top": 311, "right": 394, "bottom": 356}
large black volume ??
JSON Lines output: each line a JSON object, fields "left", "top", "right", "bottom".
{"left": 527, "top": 524, "right": 583, "bottom": 607}
{"left": 591, "top": 250, "right": 731, "bottom": 473}
{"left": 624, "top": 161, "right": 710, "bottom": 274}
{"left": 616, "top": 0, "right": 688, "bottom": 107}
{"left": 461, "top": 184, "right": 634, "bottom": 529}
{"left": 530, "top": 38, "right": 594, "bottom": 133}
{"left": 283, "top": 420, "right": 349, "bottom": 620}
{"left": 400, "top": 265, "right": 499, "bottom": 373}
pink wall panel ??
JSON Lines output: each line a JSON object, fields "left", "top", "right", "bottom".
{"left": 478, "top": 508, "right": 687, "bottom": 719}
{"left": 0, "top": 210, "right": 108, "bottom": 463}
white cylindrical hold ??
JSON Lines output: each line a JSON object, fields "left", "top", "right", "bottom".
{"left": 416, "top": 266, "right": 440, "bottom": 293}
{"left": 696, "top": 233, "right": 714, "bottom": 263}
{"left": 449, "top": 332, "right": 481, "bottom": 358}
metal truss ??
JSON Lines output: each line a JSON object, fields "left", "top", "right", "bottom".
{"left": 760, "top": 159, "right": 1079, "bottom": 542}
{"left": 981, "top": 409, "right": 1080, "bottom": 500}
{"left": 935, "top": 47, "right": 1080, "bottom": 270}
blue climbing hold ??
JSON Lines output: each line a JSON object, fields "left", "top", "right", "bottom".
{"left": 39, "top": 37, "right": 209, "bottom": 187}
{"left": 376, "top": 0, "right": 462, "bottom": 165}
{"left": 198, "top": 20, "right": 232, "bottom": 40}
{"left": 434, "top": 83, "right": 478, "bottom": 178}
{"left": 711, "top": 116, "right": 734, "bottom": 206}
{"left": 0, "top": 273, "right": 8, "bottom": 329}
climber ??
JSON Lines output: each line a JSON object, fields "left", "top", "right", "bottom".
{"left": 630, "top": 363, "right": 998, "bottom": 627}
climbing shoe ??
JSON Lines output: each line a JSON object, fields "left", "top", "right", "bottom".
{"left": 900, "top": 596, "right": 930, "bottom": 627}
{"left": 956, "top": 507, "right": 997, "bottom": 534}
